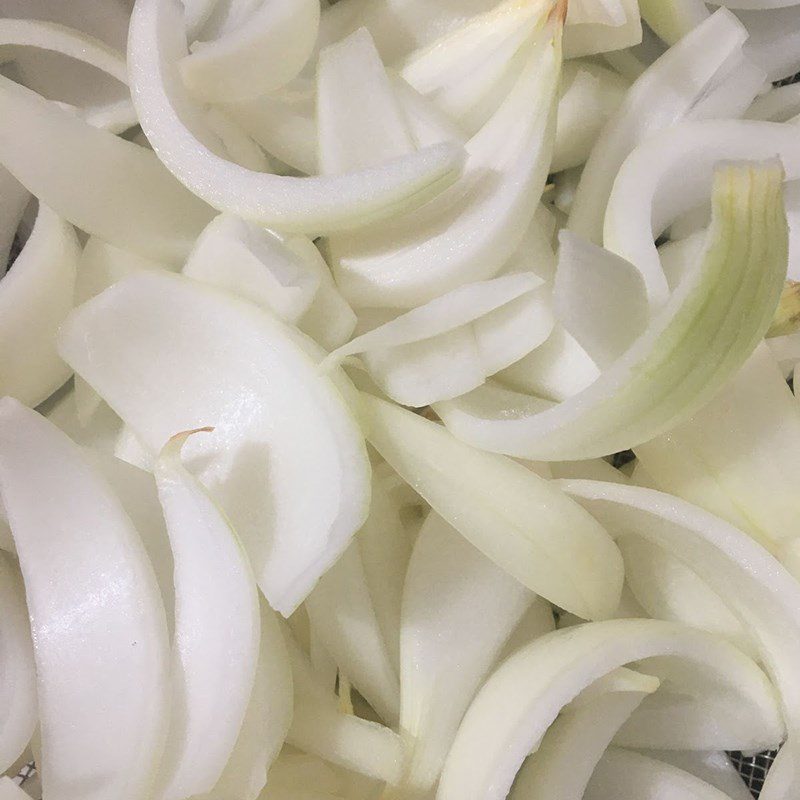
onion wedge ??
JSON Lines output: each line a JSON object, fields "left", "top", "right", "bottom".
{"left": 58, "top": 271, "right": 371, "bottom": 615}
{"left": 0, "top": 397, "right": 169, "bottom": 800}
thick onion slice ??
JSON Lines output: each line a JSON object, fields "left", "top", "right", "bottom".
{"left": 437, "top": 619, "right": 780, "bottom": 800}
{"left": 436, "top": 160, "right": 787, "bottom": 459}
{"left": 0, "top": 75, "right": 214, "bottom": 263}
{"left": 561, "top": 480, "right": 800, "bottom": 800}
{"left": 0, "top": 553, "right": 35, "bottom": 774}
{"left": 127, "top": 0, "right": 464, "bottom": 233}
{"left": 59, "top": 271, "right": 371, "bottom": 616}
{"left": 510, "top": 670, "right": 660, "bottom": 800}
{"left": 0, "top": 205, "right": 79, "bottom": 407}
{"left": 153, "top": 429, "right": 261, "bottom": 800}
{"left": 359, "top": 392, "right": 623, "bottom": 620}
{"left": 330, "top": 6, "right": 561, "bottom": 308}
{"left": 0, "top": 398, "right": 169, "bottom": 800}
{"left": 180, "top": 0, "right": 320, "bottom": 103}
{"left": 396, "top": 512, "right": 533, "bottom": 797}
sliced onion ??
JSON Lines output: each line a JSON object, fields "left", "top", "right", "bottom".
{"left": 437, "top": 160, "right": 787, "bottom": 459}
{"left": 643, "top": 750, "right": 757, "bottom": 800}
{"left": 127, "top": 0, "right": 464, "bottom": 233}
{"left": 396, "top": 512, "right": 533, "bottom": 796}
{"left": 0, "top": 205, "right": 79, "bottom": 407}
{"left": 562, "top": 0, "right": 641, "bottom": 58}
{"left": 0, "top": 777, "right": 32, "bottom": 800}
{"left": 58, "top": 271, "right": 371, "bottom": 616}
{"left": 153, "top": 429, "right": 261, "bottom": 800}
{"left": 180, "top": 0, "right": 320, "bottom": 103}
{"left": 359, "top": 392, "right": 624, "bottom": 620}
{"left": 0, "top": 397, "right": 169, "bottom": 800}
{"left": 0, "top": 553, "right": 35, "bottom": 774}
{"left": 638, "top": 0, "right": 710, "bottom": 44}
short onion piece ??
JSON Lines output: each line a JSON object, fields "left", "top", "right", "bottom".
{"left": 562, "top": 480, "right": 800, "bottom": 800}
{"left": 0, "top": 553, "right": 35, "bottom": 774}
{"left": 59, "top": 271, "right": 371, "bottom": 616}
{"left": 584, "top": 748, "right": 737, "bottom": 800}
{"left": 127, "top": 0, "right": 464, "bottom": 233}
{"left": 330, "top": 4, "right": 562, "bottom": 308}
{"left": 437, "top": 619, "right": 780, "bottom": 800}
{"left": 437, "top": 160, "right": 788, "bottom": 459}
{"left": 359, "top": 392, "right": 624, "bottom": 620}
{"left": 395, "top": 512, "right": 533, "bottom": 797}
{"left": 0, "top": 205, "right": 79, "bottom": 407}
{"left": 180, "top": 0, "right": 320, "bottom": 103}
{"left": 153, "top": 429, "right": 261, "bottom": 800}
{"left": 0, "top": 397, "right": 169, "bottom": 800}
{"left": 510, "top": 670, "right": 660, "bottom": 800}
{"left": 0, "top": 75, "right": 214, "bottom": 263}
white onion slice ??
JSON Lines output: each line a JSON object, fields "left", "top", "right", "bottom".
{"left": 638, "top": 0, "right": 710, "bottom": 44}
{"left": 568, "top": 9, "right": 751, "bottom": 249}
{"left": 437, "top": 619, "right": 780, "bottom": 800}
{"left": 562, "top": 0, "right": 641, "bottom": 57}
{"left": 510, "top": 671, "right": 659, "bottom": 800}
{"left": 0, "top": 553, "right": 35, "bottom": 774}
{"left": 437, "top": 160, "right": 787, "bottom": 459}
{"left": 127, "top": 0, "right": 464, "bottom": 233}
{"left": 738, "top": 6, "right": 800, "bottom": 81}
{"left": 153, "top": 429, "right": 260, "bottom": 800}
{"left": 396, "top": 512, "right": 533, "bottom": 796}
{"left": 59, "top": 271, "right": 371, "bottom": 616}
{"left": 585, "top": 748, "right": 737, "bottom": 800}
{"left": 330, "top": 10, "right": 561, "bottom": 308}
{"left": 180, "top": 0, "right": 320, "bottom": 103}
{"left": 0, "top": 398, "right": 169, "bottom": 800}
{"left": 644, "top": 750, "right": 756, "bottom": 800}
{"left": 0, "top": 205, "right": 79, "bottom": 407}
{"left": 359, "top": 392, "right": 623, "bottom": 620}
{"left": 0, "top": 75, "right": 214, "bottom": 263}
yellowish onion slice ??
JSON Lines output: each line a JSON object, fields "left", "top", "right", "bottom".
{"left": 0, "top": 398, "right": 169, "bottom": 800}
{"left": 359, "top": 392, "right": 624, "bottom": 620}
{"left": 59, "top": 271, "right": 371, "bottom": 616}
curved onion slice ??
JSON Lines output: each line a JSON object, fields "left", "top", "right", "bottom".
{"left": 0, "top": 553, "right": 35, "bottom": 774}
{"left": 153, "top": 429, "right": 260, "bottom": 800}
{"left": 330, "top": 8, "right": 562, "bottom": 308}
{"left": 510, "top": 671, "right": 659, "bottom": 800}
{"left": 180, "top": 0, "right": 320, "bottom": 103}
{"left": 437, "top": 619, "right": 780, "bottom": 800}
{"left": 359, "top": 392, "right": 623, "bottom": 620}
{"left": 568, "top": 9, "right": 752, "bottom": 249}
{"left": 0, "top": 75, "right": 214, "bottom": 263}
{"left": 127, "top": 0, "right": 463, "bottom": 233}
{"left": 644, "top": 750, "right": 755, "bottom": 800}
{"left": 585, "top": 748, "right": 737, "bottom": 800}
{"left": 437, "top": 160, "right": 788, "bottom": 459}
{"left": 58, "top": 271, "right": 371, "bottom": 616}
{"left": 561, "top": 480, "right": 800, "bottom": 800}
{"left": 396, "top": 512, "right": 533, "bottom": 796}
{"left": 0, "top": 205, "right": 79, "bottom": 407}
{"left": 738, "top": 6, "right": 800, "bottom": 82}
{"left": 0, "top": 398, "right": 169, "bottom": 800}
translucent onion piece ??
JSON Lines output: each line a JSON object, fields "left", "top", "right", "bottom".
{"left": 396, "top": 512, "right": 533, "bottom": 796}
{"left": 305, "top": 541, "right": 401, "bottom": 725}
{"left": 183, "top": 214, "right": 320, "bottom": 325}
{"left": 180, "top": 0, "right": 320, "bottom": 103}
{"left": 0, "top": 205, "right": 79, "bottom": 407}
{"left": 639, "top": 0, "right": 710, "bottom": 45}
{"left": 566, "top": 0, "right": 628, "bottom": 25}
{"left": 153, "top": 430, "right": 260, "bottom": 800}
{"left": 0, "top": 553, "right": 35, "bottom": 774}
{"left": 359, "top": 393, "right": 623, "bottom": 620}
{"left": 554, "top": 231, "right": 647, "bottom": 368}
{"left": 60, "top": 271, "right": 370, "bottom": 615}
{"left": 0, "top": 75, "right": 214, "bottom": 263}
{"left": 498, "top": 595, "right": 557, "bottom": 661}
{"left": 330, "top": 11, "right": 561, "bottom": 308}
{"left": 636, "top": 345, "right": 800, "bottom": 554}
{"left": 437, "top": 619, "right": 780, "bottom": 800}
{"left": 437, "top": 161, "right": 788, "bottom": 459}
{"left": 127, "top": 0, "right": 464, "bottom": 233}
{"left": 584, "top": 748, "right": 736, "bottom": 800}
{"left": 562, "top": 0, "right": 641, "bottom": 58}
{"left": 568, "top": 9, "right": 750, "bottom": 248}
{"left": 561, "top": 480, "right": 800, "bottom": 800}
{"left": 643, "top": 750, "right": 755, "bottom": 800}
{"left": 0, "top": 398, "right": 169, "bottom": 800}
{"left": 510, "top": 672, "right": 659, "bottom": 800}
